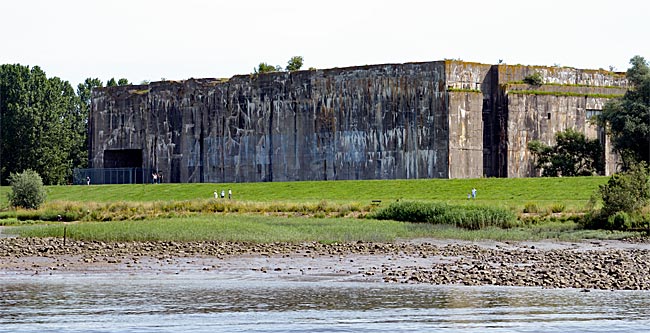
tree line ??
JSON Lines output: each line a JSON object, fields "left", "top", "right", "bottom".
{"left": 0, "top": 64, "right": 128, "bottom": 185}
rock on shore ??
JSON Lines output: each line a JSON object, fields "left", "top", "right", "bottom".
{"left": 1, "top": 238, "right": 649, "bottom": 290}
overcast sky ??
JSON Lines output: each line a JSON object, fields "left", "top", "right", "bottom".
{"left": 2, "top": 0, "right": 648, "bottom": 87}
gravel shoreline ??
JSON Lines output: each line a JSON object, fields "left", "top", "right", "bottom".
{"left": 1, "top": 237, "right": 649, "bottom": 290}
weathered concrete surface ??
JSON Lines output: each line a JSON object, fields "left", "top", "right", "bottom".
{"left": 505, "top": 86, "right": 625, "bottom": 178}
{"left": 89, "top": 60, "right": 627, "bottom": 183}
{"left": 91, "top": 62, "right": 451, "bottom": 183}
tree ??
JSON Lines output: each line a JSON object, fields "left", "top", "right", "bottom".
{"left": 0, "top": 64, "right": 84, "bottom": 185}
{"left": 254, "top": 62, "right": 281, "bottom": 74}
{"left": 597, "top": 55, "right": 650, "bottom": 168}
{"left": 105, "top": 77, "right": 128, "bottom": 86}
{"left": 7, "top": 169, "right": 46, "bottom": 209}
{"left": 527, "top": 128, "right": 604, "bottom": 176}
{"left": 75, "top": 78, "right": 104, "bottom": 170}
{"left": 286, "top": 56, "right": 304, "bottom": 71}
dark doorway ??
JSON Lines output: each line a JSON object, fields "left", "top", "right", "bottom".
{"left": 104, "top": 149, "right": 143, "bottom": 168}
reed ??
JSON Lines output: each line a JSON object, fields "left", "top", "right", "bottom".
{"left": 9, "top": 215, "right": 635, "bottom": 243}
{"left": 370, "top": 201, "right": 517, "bottom": 229}
{"left": 11, "top": 199, "right": 369, "bottom": 223}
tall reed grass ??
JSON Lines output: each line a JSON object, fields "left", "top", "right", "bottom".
{"left": 11, "top": 199, "right": 367, "bottom": 223}
{"left": 370, "top": 201, "right": 517, "bottom": 229}
{"left": 9, "top": 215, "right": 635, "bottom": 243}
{"left": 10, "top": 215, "right": 440, "bottom": 243}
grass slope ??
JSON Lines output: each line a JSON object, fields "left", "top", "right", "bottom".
{"left": 1, "top": 176, "right": 607, "bottom": 211}
{"left": 3, "top": 177, "right": 625, "bottom": 243}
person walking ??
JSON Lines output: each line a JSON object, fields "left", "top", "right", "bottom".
{"left": 471, "top": 188, "right": 477, "bottom": 199}
{"left": 228, "top": 189, "right": 232, "bottom": 199}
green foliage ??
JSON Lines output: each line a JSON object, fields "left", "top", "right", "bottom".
{"left": 106, "top": 78, "right": 117, "bottom": 86}
{"left": 117, "top": 78, "right": 130, "bottom": 86}
{"left": 370, "top": 201, "right": 517, "bottom": 230}
{"left": 596, "top": 55, "right": 650, "bottom": 167}
{"left": 581, "top": 162, "right": 650, "bottom": 230}
{"left": 523, "top": 202, "right": 539, "bottom": 213}
{"left": 528, "top": 128, "right": 604, "bottom": 176}
{"left": 523, "top": 72, "right": 544, "bottom": 86}
{"left": 606, "top": 211, "right": 634, "bottom": 230}
{"left": 0, "top": 64, "right": 84, "bottom": 185}
{"left": 509, "top": 90, "right": 623, "bottom": 99}
{"left": 550, "top": 203, "right": 566, "bottom": 213}
{"left": 254, "top": 56, "right": 305, "bottom": 74}
{"left": 7, "top": 170, "right": 46, "bottom": 209}
{"left": 254, "top": 62, "right": 282, "bottom": 74}
{"left": 599, "top": 162, "right": 650, "bottom": 217}
{"left": 285, "top": 56, "right": 304, "bottom": 71}
{"left": 75, "top": 78, "right": 104, "bottom": 170}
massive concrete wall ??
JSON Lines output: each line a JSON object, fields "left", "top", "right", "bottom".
{"left": 89, "top": 60, "right": 627, "bottom": 183}
{"left": 445, "top": 62, "right": 493, "bottom": 179}
{"left": 90, "top": 62, "right": 453, "bottom": 183}
{"left": 501, "top": 68, "right": 627, "bottom": 178}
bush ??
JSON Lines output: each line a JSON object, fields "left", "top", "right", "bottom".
{"left": 523, "top": 72, "right": 544, "bottom": 86}
{"left": 599, "top": 162, "right": 649, "bottom": 217}
{"left": 580, "top": 209, "right": 646, "bottom": 231}
{"left": 7, "top": 170, "right": 46, "bottom": 209}
{"left": 523, "top": 202, "right": 539, "bottom": 213}
{"left": 370, "top": 201, "right": 517, "bottom": 229}
{"left": 607, "top": 211, "right": 634, "bottom": 230}
{"left": 550, "top": 203, "right": 566, "bottom": 213}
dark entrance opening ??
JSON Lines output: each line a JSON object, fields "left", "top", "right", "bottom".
{"left": 95, "top": 149, "right": 147, "bottom": 184}
{"left": 104, "top": 149, "right": 143, "bottom": 168}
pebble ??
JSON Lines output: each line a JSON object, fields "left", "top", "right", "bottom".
{"left": 1, "top": 237, "right": 649, "bottom": 290}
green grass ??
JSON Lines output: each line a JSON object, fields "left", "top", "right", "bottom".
{"left": 0, "top": 176, "right": 608, "bottom": 211}
{"left": 7, "top": 215, "right": 636, "bottom": 243}
{"left": 509, "top": 90, "right": 624, "bottom": 99}
{"left": 9, "top": 215, "right": 438, "bottom": 243}
{"left": 0, "top": 176, "right": 625, "bottom": 243}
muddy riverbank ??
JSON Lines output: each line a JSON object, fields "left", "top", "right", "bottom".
{"left": 1, "top": 237, "right": 649, "bottom": 290}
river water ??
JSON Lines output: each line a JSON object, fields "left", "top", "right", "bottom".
{"left": 1, "top": 273, "right": 649, "bottom": 333}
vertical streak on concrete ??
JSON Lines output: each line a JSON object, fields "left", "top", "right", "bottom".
{"left": 268, "top": 94, "right": 274, "bottom": 182}
{"left": 89, "top": 61, "right": 627, "bottom": 182}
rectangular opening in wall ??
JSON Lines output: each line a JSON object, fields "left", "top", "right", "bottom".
{"left": 547, "top": 113, "right": 551, "bottom": 120}
{"left": 104, "top": 149, "right": 143, "bottom": 168}
{"left": 586, "top": 109, "right": 602, "bottom": 120}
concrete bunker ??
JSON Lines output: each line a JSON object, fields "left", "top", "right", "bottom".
{"left": 88, "top": 60, "right": 628, "bottom": 183}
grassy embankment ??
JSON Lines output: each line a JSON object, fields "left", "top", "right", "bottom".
{"left": 0, "top": 177, "right": 636, "bottom": 242}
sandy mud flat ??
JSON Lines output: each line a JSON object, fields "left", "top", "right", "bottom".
{"left": 1, "top": 237, "right": 649, "bottom": 290}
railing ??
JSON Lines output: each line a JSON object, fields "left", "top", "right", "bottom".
{"left": 73, "top": 168, "right": 156, "bottom": 185}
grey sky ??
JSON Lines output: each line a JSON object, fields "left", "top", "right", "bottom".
{"left": 2, "top": 0, "right": 647, "bottom": 87}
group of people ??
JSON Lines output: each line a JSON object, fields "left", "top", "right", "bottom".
{"left": 467, "top": 188, "right": 477, "bottom": 199}
{"left": 152, "top": 172, "right": 163, "bottom": 184}
{"left": 214, "top": 189, "right": 232, "bottom": 199}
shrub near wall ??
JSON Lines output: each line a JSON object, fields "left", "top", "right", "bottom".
{"left": 371, "top": 201, "right": 517, "bottom": 229}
